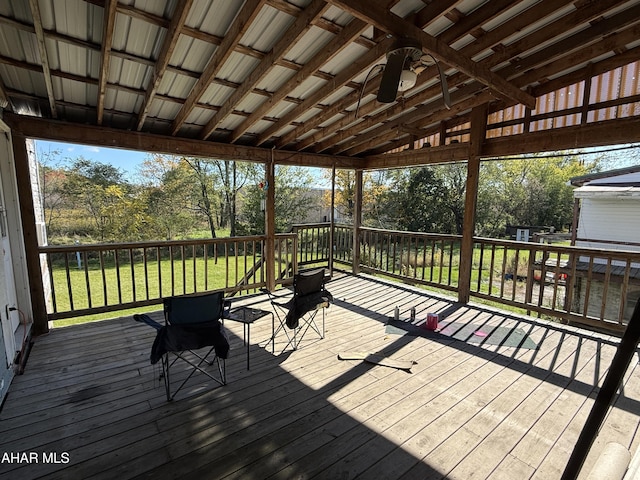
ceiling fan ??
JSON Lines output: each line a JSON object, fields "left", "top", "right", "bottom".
{"left": 375, "top": 37, "right": 451, "bottom": 108}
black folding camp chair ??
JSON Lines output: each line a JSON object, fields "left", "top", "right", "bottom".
{"left": 135, "top": 291, "right": 230, "bottom": 401}
{"left": 265, "top": 269, "right": 333, "bottom": 353}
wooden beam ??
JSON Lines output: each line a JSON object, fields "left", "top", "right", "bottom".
{"left": 328, "top": 0, "right": 536, "bottom": 109}
{"left": 136, "top": 0, "right": 193, "bottom": 131}
{"left": 482, "top": 0, "right": 629, "bottom": 75}
{"left": 482, "top": 116, "right": 640, "bottom": 157}
{"left": 264, "top": 157, "right": 276, "bottom": 291}
{"left": 458, "top": 104, "right": 488, "bottom": 304}
{"left": 333, "top": 86, "right": 493, "bottom": 155}
{"left": 287, "top": 0, "right": 574, "bottom": 153}
{"left": 3, "top": 113, "right": 359, "bottom": 169}
{"left": 200, "top": 0, "right": 329, "bottom": 140}
{"left": 170, "top": 0, "right": 266, "bottom": 136}
{"left": 352, "top": 169, "right": 363, "bottom": 274}
{"left": 97, "top": 0, "right": 118, "bottom": 125}
{"left": 364, "top": 143, "right": 468, "bottom": 170}
{"left": 27, "top": 0, "right": 57, "bottom": 118}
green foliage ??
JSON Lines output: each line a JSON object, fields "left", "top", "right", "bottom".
{"left": 477, "top": 154, "right": 597, "bottom": 236}
{"left": 238, "top": 165, "right": 315, "bottom": 234}
{"left": 383, "top": 166, "right": 465, "bottom": 234}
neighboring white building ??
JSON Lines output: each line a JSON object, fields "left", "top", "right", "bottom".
{"left": 570, "top": 166, "right": 640, "bottom": 322}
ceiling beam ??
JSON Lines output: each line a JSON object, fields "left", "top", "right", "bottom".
{"left": 341, "top": 89, "right": 494, "bottom": 156}
{"left": 363, "top": 115, "right": 640, "bottom": 170}
{"left": 169, "top": 0, "right": 267, "bottom": 136}
{"left": 97, "top": 0, "right": 118, "bottom": 125}
{"left": 483, "top": 0, "right": 628, "bottom": 74}
{"left": 323, "top": 0, "right": 637, "bottom": 157}
{"left": 3, "top": 113, "right": 356, "bottom": 168}
{"left": 27, "top": 0, "right": 57, "bottom": 118}
{"left": 483, "top": 117, "right": 640, "bottom": 157}
{"left": 136, "top": 0, "right": 193, "bottom": 131}
{"left": 327, "top": 0, "right": 536, "bottom": 109}
{"left": 199, "top": 0, "right": 329, "bottom": 141}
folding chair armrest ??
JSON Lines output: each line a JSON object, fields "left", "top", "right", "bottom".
{"left": 261, "top": 287, "right": 292, "bottom": 300}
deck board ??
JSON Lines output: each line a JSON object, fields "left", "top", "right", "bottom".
{"left": 0, "top": 273, "right": 638, "bottom": 479}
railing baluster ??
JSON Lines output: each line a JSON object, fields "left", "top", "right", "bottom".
{"left": 64, "top": 252, "right": 73, "bottom": 311}
{"left": 83, "top": 251, "right": 91, "bottom": 309}
{"left": 129, "top": 248, "right": 135, "bottom": 304}
{"left": 46, "top": 253, "right": 57, "bottom": 314}
{"left": 100, "top": 250, "right": 107, "bottom": 306}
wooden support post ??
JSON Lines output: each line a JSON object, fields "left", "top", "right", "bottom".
{"left": 352, "top": 169, "right": 363, "bottom": 274}
{"left": 11, "top": 134, "right": 49, "bottom": 335}
{"left": 265, "top": 158, "right": 276, "bottom": 291}
{"left": 329, "top": 164, "right": 335, "bottom": 276}
{"left": 458, "top": 104, "right": 488, "bottom": 304}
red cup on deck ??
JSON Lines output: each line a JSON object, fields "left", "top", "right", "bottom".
{"left": 425, "top": 313, "right": 439, "bottom": 330}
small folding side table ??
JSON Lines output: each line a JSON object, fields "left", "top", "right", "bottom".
{"left": 223, "top": 306, "right": 273, "bottom": 370}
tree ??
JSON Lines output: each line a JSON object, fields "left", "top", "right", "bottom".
{"left": 37, "top": 148, "right": 68, "bottom": 235}
{"left": 323, "top": 169, "right": 391, "bottom": 227}
{"left": 238, "top": 165, "right": 315, "bottom": 234}
{"left": 61, "top": 157, "right": 143, "bottom": 241}
{"left": 477, "top": 154, "right": 599, "bottom": 236}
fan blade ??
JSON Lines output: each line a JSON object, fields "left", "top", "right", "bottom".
{"left": 377, "top": 52, "right": 406, "bottom": 103}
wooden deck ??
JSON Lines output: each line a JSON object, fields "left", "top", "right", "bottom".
{"left": 1, "top": 273, "right": 638, "bottom": 479}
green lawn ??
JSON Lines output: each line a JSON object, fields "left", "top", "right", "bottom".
{"left": 51, "top": 254, "right": 265, "bottom": 326}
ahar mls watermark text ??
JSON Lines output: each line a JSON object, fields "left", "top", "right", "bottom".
{"left": 1, "top": 451, "right": 70, "bottom": 464}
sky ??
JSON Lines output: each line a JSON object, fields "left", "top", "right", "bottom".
{"left": 35, "top": 140, "right": 150, "bottom": 182}
{"left": 33, "top": 139, "right": 333, "bottom": 188}
{"left": 34, "top": 139, "right": 640, "bottom": 186}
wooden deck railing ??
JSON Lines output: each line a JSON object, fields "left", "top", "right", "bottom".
{"left": 41, "top": 223, "right": 640, "bottom": 332}
{"left": 291, "top": 223, "right": 640, "bottom": 333}
{"left": 470, "top": 237, "right": 640, "bottom": 332}
{"left": 40, "top": 234, "right": 296, "bottom": 320}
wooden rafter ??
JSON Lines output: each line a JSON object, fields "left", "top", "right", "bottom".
{"left": 254, "top": 35, "right": 396, "bottom": 146}
{"left": 136, "top": 0, "right": 193, "bottom": 131}
{"left": 229, "top": 15, "right": 368, "bottom": 143}
{"left": 324, "top": 0, "right": 637, "bottom": 157}
{"left": 170, "top": 0, "right": 267, "bottom": 136}
{"left": 327, "top": 0, "right": 536, "bottom": 109}
{"left": 97, "top": 0, "right": 118, "bottom": 125}
{"left": 199, "top": 0, "right": 329, "bottom": 141}
{"left": 279, "top": 0, "right": 542, "bottom": 150}
{"left": 27, "top": 0, "right": 57, "bottom": 118}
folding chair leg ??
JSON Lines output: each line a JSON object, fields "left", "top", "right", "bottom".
{"left": 161, "top": 346, "right": 225, "bottom": 401}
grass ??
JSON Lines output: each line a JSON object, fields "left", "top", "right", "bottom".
{"left": 50, "top": 254, "right": 265, "bottom": 327}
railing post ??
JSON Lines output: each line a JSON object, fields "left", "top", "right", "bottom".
{"left": 352, "top": 169, "right": 363, "bottom": 274}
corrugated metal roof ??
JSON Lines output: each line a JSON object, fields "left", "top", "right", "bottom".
{"left": 0, "top": 0, "right": 639, "bottom": 160}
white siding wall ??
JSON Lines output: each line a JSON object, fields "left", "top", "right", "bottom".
{"left": 576, "top": 197, "right": 640, "bottom": 252}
